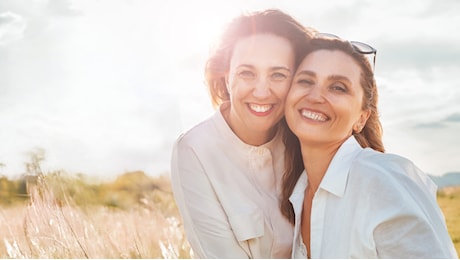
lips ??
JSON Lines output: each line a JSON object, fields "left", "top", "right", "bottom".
{"left": 248, "top": 103, "right": 274, "bottom": 113}
{"left": 300, "top": 109, "right": 328, "bottom": 122}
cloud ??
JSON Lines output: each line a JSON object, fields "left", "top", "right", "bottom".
{"left": 378, "top": 40, "right": 460, "bottom": 73}
{"left": 419, "top": 0, "right": 460, "bottom": 18}
{"left": 445, "top": 113, "right": 460, "bottom": 123}
{"left": 414, "top": 112, "right": 460, "bottom": 129}
{"left": 1, "top": 0, "right": 459, "bottom": 178}
{"left": 0, "top": 11, "right": 26, "bottom": 45}
{"left": 415, "top": 122, "right": 446, "bottom": 129}
{"left": 46, "top": 0, "right": 82, "bottom": 16}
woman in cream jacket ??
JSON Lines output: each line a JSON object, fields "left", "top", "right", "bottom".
{"left": 171, "top": 9, "right": 313, "bottom": 258}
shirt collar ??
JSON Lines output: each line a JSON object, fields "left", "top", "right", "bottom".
{"left": 319, "top": 136, "right": 363, "bottom": 197}
{"left": 289, "top": 136, "right": 364, "bottom": 202}
{"left": 289, "top": 172, "right": 307, "bottom": 202}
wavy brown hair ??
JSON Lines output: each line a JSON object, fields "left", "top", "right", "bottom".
{"left": 204, "top": 9, "right": 315, "bottom": 108}
{"left": 280, "top": 38, "right": 385, "bottom": 224}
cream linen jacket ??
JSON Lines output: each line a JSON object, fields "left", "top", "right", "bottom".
{"left": 171, "top": 104, "right": 293, "bottom": 258}
{"left": 290, "top": 136, "right": 458, "bottom": 258}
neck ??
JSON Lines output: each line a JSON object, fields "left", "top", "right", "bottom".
{"left": 233, "top": 121, "right": 276, "bottom": 146}
{"left": 244, "top": 130, "right": 276, "bottom": 146}
{"left": 300, "top": 141, "right": 341, "bottom": 192}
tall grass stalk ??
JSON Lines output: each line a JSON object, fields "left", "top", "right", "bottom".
{"left": 0, "top": 175, "right": 192, "bottom": 258}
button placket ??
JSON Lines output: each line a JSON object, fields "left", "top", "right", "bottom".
{"left": 249, "top": 147, "right": 275, "bottom": 191}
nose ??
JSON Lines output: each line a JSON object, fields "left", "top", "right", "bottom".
{"left": 252, "top": 78, "right": 271, "bottom": 99}
{"left": 305, "top": 85, "right": 325, "bottom": 103}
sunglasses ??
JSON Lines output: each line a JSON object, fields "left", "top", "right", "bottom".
{"left": 314, "top": 33, "right": 377, "bottom": 72}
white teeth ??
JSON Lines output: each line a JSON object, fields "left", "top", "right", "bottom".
{"left": 249, "top": 104, "right": 272, "bottom": 113}
{"left": 301, "top": 110, "right": 327, "bottom": 122}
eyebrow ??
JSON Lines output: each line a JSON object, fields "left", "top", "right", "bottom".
{"left": 296, "top": 70, "right": 352, "bottom": 84}
{"left": 295, "top": 70, "right": 315, "bottom": 77}
{"left": 327, "top": 75, "right": 352, "bottom": 84}
{"left": 238, "top": 64, "right": 292, "bottom": 72}
{"left": 271, "top": 66, "right": 292, "bottom": 72}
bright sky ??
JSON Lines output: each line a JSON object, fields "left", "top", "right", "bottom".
{"left": 1, "top": 0, "right": 459, "bottom": 179}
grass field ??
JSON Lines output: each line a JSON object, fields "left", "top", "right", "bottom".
{"left": 437, "top": 186, "right": 460, "bottom": 255}
{"left": 0, "top": 172, "right": 458, "bottom": 258}
{"left": 0, "top": 172, "right": 193, "bottom": 258}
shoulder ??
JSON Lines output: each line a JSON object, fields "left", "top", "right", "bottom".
{"left": 350, "top": 149, "right": 436, "bottom": 196}
{"left": 354, "top": 149, "right": 415, "bottom": 172}
{"left": 353, "top": 148, "right": 423, "bottom": 178}
{"left": 170, "top": 115, "right": 218, "bottom": 181}
{"left": 347, "top": 149, "right": 442, "bottom": 228}
{"left": 174, "top": 114, "right": 217, "bottom": 149}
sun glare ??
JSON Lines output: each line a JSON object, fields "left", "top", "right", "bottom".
{"left": 162, "top": 1, "right": 239, "bottom": 54}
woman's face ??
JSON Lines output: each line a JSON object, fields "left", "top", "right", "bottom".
{"left": 285, "top": 49, "right": 370, "bottom": 146}
{"left": 226, "top": 33, "right": 295, "bottom": 143}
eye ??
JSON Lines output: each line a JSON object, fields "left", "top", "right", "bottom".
{"left": 270, "top": 72, "right": 288, "bottom": 81}
{"left": 238, "top": 70, "right": 255, "bottom": 79}
{"left": 329, "top": 82, "right": 348, "bottom": 93}
{"left": 296, "top": 77, "right": 314, "bottom": 86}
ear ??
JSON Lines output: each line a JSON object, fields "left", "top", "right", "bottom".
{"left": 353, "top": 109, "right": 371, "bottom": 133}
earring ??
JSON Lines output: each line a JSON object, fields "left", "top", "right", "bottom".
{"left": 354, "top": 124, "right": 363, "bottom": 134}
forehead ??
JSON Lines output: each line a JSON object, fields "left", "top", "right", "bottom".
{"left": 230, "top": 34, "right": 294, "bottom": 67}
{"left": 298, "top": 49, "right": 362, "bottom": 82}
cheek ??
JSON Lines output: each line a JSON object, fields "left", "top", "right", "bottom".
{"left": 227, "top": 78, "right": 245, "bottom": 97}
{"left": 285, "top": 92, "right": 295, "bottom": 109}
{"left": 276, "top": 82, "right": 294, "bottom": 100}
{"left": 336, "top": 105, "right": 363, "bottom": 128}
{"left": 284, "top": 105, "right": 297, "bottom": 133}
{"left": 275, "top": 84, "right": 293, "bottom": 105}
{"left": 285, "top": 86, "right": 303, "bottom": 106}
{"left": 284, "top": 92, "right": 300, "bottom": 122}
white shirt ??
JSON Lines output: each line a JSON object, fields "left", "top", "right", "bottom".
{"left": 290, "top": 136, "right": 458, "bottom": 259}
{"left": 171, "top": 103, "right": 293, "bottom": 258}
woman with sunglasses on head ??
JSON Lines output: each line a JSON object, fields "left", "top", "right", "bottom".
{"left": 170, "top": 9, "right": 314, "bottom": 258}
{"left": 281, "top": 35, "right": 458, "bottom": 258}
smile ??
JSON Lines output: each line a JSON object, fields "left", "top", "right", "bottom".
{"left": 249, "top": 103, "right": 273, "bottom": 113}
{"left": 301, "top": 109, "right": 328, "bottom": 122}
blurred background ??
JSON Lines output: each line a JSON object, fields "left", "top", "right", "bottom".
{"left": 1, "top": 0, "right": 459, "bottom": 179}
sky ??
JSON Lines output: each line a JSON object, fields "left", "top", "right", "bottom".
{"left": 0, "top": 0, "right": 459, "bottom": 180}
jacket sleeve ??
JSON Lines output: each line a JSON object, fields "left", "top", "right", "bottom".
{"left": 170, "top": 138, "right": 250, "bottom": 258}
{"left": 371, "top": 158, "right": 458, "bottom": 258}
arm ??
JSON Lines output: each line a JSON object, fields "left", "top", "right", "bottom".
{"left": 374, "top": 213, "right": 456, "bottom": 258}
{"left": 170, "top": 139, "right": 250, "bottom": 258}
{"left": 372, "top": 159, "right": 458, "bottom": 258}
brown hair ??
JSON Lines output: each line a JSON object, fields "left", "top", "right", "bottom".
{"left": 280, "top": 38, "right": 385, "bottom": 224}
{"left": 205, "top": 9, "right": 315, "bottom": 108}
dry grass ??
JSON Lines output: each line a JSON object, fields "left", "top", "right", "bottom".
{"left": 438, "top": 186, "right": 460, "bottom": 255}
{"left": 1, "top": 172, "right": 459, "bottom": 258}
{"left": 0, "top": 175, "right": 192, "bottom": 259}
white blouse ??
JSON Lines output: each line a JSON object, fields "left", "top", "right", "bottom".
{"left": 290, "top": 136, "right": 458, "bottom": 258}
{"left": 170, "top": 103, "right": 293, "bottom": 258}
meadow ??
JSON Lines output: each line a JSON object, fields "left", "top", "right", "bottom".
{"left": 0, "top": 153, "right": 458, "bottom": 258}
{"left": 437, "top": 186, "right": 460, "bottom": 255}
{"left": 0, "top": 171, "right": 192, "bottom": 258}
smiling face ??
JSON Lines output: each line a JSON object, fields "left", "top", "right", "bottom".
{"left": 285, "top": 49, "right": 371, "bottom": 147}
{"left": 225, "top": 33, "right": 295, "bottom": 145}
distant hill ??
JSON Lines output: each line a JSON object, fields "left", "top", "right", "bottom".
{"left": 429, "top": 172, "right": 460, "bottom": 188}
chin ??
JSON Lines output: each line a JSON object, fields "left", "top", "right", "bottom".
{"left": 292, "top": 128, "right": 320, "bottom": 141}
